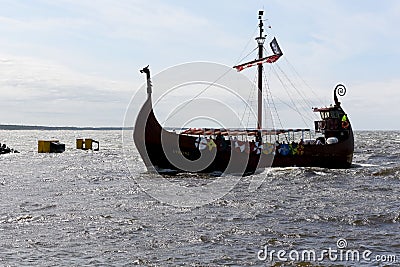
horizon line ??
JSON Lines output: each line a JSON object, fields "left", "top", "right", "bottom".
{"left": 0, "top": 124, "right": 133, "bottom": 130}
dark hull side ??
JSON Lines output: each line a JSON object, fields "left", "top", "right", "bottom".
{"left": 134, "top": 96, "right": 354, "bottom": 176}
{"left": 272, "top": 134, "right": 353, "bottom": 168}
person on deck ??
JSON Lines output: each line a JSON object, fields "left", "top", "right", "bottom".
{"left": 256, "top": 131, "right": 262, "bottom": 143}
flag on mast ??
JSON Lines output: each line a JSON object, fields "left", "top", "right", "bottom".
{"left": 270, "top": 37, "right": 282, "bottom": 56}
{"left": 233, "top": 38, "right": 283, "bottom": 72}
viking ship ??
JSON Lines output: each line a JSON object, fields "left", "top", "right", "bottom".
{"left": 133, "top": 11, "right": 354, "bottom": 176}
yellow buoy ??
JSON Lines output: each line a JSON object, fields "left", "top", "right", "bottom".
{"left": 85, "top": 139, "right": 93, "bottom": 150}
{"left": 76, "top": 138, "right": 99, "bottom": 151}
{"left": 76, "top": 139, "right": 84, "bottom": 149}
{"left": 38, "top": 140, "right": 65, "bottom": 153}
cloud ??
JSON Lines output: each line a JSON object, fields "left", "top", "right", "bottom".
{"left": 25, "top": 0, "right": 211, "bottom": 44}
{"left": 0, "top": 54, "right": 133, "bottom": 126}
{"left": 0, "top": 0, "right": 398, "bottom": 129}
{"left": 272, "top": 0, "right": 400, "bottom": 79}
{"left": 346, "top": 79, "right": 400, "bottom": 130}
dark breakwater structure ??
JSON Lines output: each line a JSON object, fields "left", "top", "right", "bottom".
{"left": 0, "top": 142, "right": 19, "bottom": 154}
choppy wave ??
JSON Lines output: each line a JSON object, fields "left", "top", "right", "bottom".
{"left": 372, "top": 166, "right": 400, "bottom": 177}
{"left": 0, "top": 130, "right": 399, "bottom": 266}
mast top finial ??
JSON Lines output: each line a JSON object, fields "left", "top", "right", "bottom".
{"left": 258, "top": 10, "right": 264, "bottom": 20}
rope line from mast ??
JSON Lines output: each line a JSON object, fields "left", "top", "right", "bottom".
{"left": 275, "top": 64, "right": 317, "bottom": 114}
{"left": 239, "top": 72, "right": 257, "bottom": 129}
{"left": 234, "top": 26, "right": 259, "bottom": 64}
{"left": 271, "top": 64, "right": 313, "bottom": 126}
{"left": 283, "top": 57, "right": 325, "bottom": 107}
{"left": 274, "top": 64, "right": 320, "bottom": 122}
{"left": 160, "top": 68, "right": 233, "bottom": 125}
{"left": 162, "top": 27, "right": 262, "bottom": 126}
{"left": 263, "top": 66, "right": 283, "bottom": 130}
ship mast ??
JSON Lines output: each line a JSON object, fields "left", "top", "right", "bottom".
{"left": 233, "top": 10, "right": 283, "bottom": 129}
{"left": 256, "top": 10, "right": 266, "bottom": 130}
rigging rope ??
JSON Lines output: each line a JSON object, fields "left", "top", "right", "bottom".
{"left": 263, "top": 40, "right": 320, "bottom": 124}
{"left": 275, "top": 64, "right": 316, "bottom": 113}
{"left": 235, "top": 26, "right": 259, "bottom": 63}
{"left": 274, "top": 64, "right": 320, "bottom": 122}
{"left": 263, "top": 66, "right": 283, "bottom": 130}
{"left": 161, "top": 25, "right": 320, "bottom": 133}
{"left": 271, "top": 64, "right": 314, "bottom": 126}
{"left": 162, "top": 27, "right": 260, "bottom": 125}
{"left": 236, "top": 47, "right": 258, "bottom": 67}
{"left": 240, "top": 73, "right": 257, "bottom": 129}
{"left": 263, "top": 68, "right": 289, "bottom": 143}
{"left": 283, "top": 57, "right": 325, "bottom": 107}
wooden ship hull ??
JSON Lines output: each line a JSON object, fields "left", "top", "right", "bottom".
{"left": 133, "top": 10, "right": 354, "bottom": 176}
{"left": 134, "top": 94, "right": 274, "bottom": 175}
{"left": 133, "top": 73, "right": 353, "bottom": 176}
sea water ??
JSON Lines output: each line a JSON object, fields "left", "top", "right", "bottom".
{"left": 0, "top": 130, "right": 399, "bottom": 266}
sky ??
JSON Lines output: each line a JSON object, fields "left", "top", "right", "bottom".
{"left": 0, "top": 0, "right": 399, "bottom": 129}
